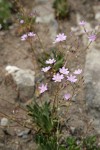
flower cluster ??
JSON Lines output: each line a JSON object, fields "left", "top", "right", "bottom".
{"left": 39, "top": 84, "right": 48, "bottom": 94}
{"left": 53, "top": 30, "right": 96, "bottom": 45}
{"left": 41, "top": 58, "right": 56, "bottom": 73}
{"left": 53, "top": 33, "right": 67, "bottom": 43}
{"left": 46, "top": 58, "right": 56, "bottom": 64}
{"left": 64, "top": 93, "right": 71, "bottom": 100}
{"left": 79, "top": 20, "right": 86, "bottom": 26}
{"left": 59, "top": 67, "right": 69, "bottom": 75}
{"left": 74, "top": 69, "right": 82, "bottom": 74}
{"left": 67, "top": 74, "right": 77, "bottom": 83}
{"left": 21, "top": 32, "right": 36, "bottom": 41}
{"left": 38, "top": 27, "right": 96, "bottom": 98}
{"left": 52, "top": 73, "right": 64, "bottom": 82}
{"left": 20, "top": 20, "right": 24, "bottom": 24}
{"left": 41, "top": 66, "right": 51, "bottom": 72}
{"left": 39, "top": 57, "right": 82, "bottom": 96}
{"left": 79, "top": 21, "right": 96, "bottom": 42}
{"left": 88, "top": 34, "right": 96, "bottom": 42}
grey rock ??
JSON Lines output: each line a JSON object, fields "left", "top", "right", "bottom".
{"left": 22, "top": 134, "right": 28, "bottom": 139}
{"left": 0, "top": 31, "right": 6, "bottom": 36}
{"left": 70, "top": 127, "right": 76, "bottom": 135}
{"left": 72, "top": 94, "right": 77, "bottom": 102}
{"left": 84, "top": 48, "right": 100, "bottom": 114}
{"left": 93, "top": 5, "right": 100, "bottom": 21}
{"left": 83, "top": 10, "right": 100, "bottom": 133}
{"left": 17, "top": 129, "right": 31, "bottom": 137}
{"left": 33, "top": 3, "right": 54, "bottom": 24}
{"left": 95, "top": 13, "right": 100, "bottom": 21}
{"left": 0, "top": 118, "right": 9, "bottom": 126}
{"left": 70, "top": 126, "right": 81, "bottom": 136}
{"left": 5, "top": 65, "right": 35, "bottom": 102}
{"left": 33, "top": 1, "right": 58, "bottom": 40}
{"left": 76, "top": 6, "right": 100, "bottom": 134}
{"left": 49, "top": 19, "right": 58, "bottom": 40}
{"left": 17, "top": 129, "right": 31, "bottom": 138}
{"left": 0, "top": 143, "right": 5, "bottom": 148}
{"left": 90, "top": 118, "right": 100, "bottom": 134}
{"left": 76, "top": 13, "right": 100, "bottom": 118}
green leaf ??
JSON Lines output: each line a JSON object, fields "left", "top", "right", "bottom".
{"left": 53, "top": 57, "right": 64, "bottom": 71}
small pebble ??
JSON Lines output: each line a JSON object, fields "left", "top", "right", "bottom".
{"left": 17, "top": 129, "right": 31, "bottom": 138}
{"left": 1, "top": 118, "right": 9, "bottom": 126}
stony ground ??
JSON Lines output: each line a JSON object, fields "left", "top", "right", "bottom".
{"left": 0, "top": 0, "right": 100, "bottom": 149}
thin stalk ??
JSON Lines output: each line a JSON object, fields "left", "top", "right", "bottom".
{"left": 52, "top": 83, "right": 60, "bottom": 111}
{"left": 36, "top": 32, "right": 45, "bottom": 51}
{"left": 56, "top": 119, "right": 59, "bottom": 150}
{"left": 64, "top": 38, "right": 77, "bottom": 67}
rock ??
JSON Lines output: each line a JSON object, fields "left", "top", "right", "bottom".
{"left": 92, "top": 119, "right": 100, "bottom": 134}
{"left": 70, "top": 126, "right": 76, "bottom": 135}
{"left": 72, "top": 94, "right": 77, "bottom": 102}
{"left": 49, "top": 19, "right": 58, "bottom": 40}
{"left": 93, "top": 5, "right": 100, "bottom": 21}
{"left": 0, "top": 143, "right": 5, "bottom": 148}
{"left": 5, "top": 65, "right": 35, "bottom": 102}
{"left": 0, "top": 31, "right": 6, "bottom": 36}
{"left": 84, "top": 47, "right": 100, "bottom": 115}
{"left": 33, "top": 2, "right": 54, "bottom": 24}
{"left": 1, "top": 118, "right": 9, "bottom": 126}
{"left": 17, "top": 129, "right": 31, "bottom": 138}
{"left": 33, "top": 1, "right": 58, "bottom": 40}
{"left": 95, "top": 13, "right": 100, "bottom": 21}
{"left": 71, "top": 126, "right": 84, "bottom": 136}
{"left": 83, "top": 8, "right": 100, "bottom": 133}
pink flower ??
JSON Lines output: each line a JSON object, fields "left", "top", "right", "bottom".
{"left": 39, "top": 83, "right": 48, "bottom": 94}
{"left": 59, "top": 67, "right": 69, "bottom": 75}
{"left": 41, "top": 66, "right": 51, "bottom": 72}
{"left": 46, "top": 58, "right": 56, "bottom": 64}
{"left": 74, "top": 69, "right": 82, "bottom": 74}
{"left": 53, "top": 33, "right": 67, "bottom": 43}
{"left": 64, "top": 93, "right": 71, "bottom": 100}
{"left": 21, "top": 34, "right": 28, "bottom": 41}
{"left": 67, "top": 74, "right": 77, "bottom": 83}
{"left": 79, "top": 20, "right": 86, "bottom": 26}
{"left": 28, "top": 32, "right": 36, "bottom": 37}
{"left": 20, "top": 20, "right": 24, "bottom": 24}
{"left": 52, "top": 73, "right": 64, "bottom": 82}
{"left": 88, "top": 34, "right": 96, "bottom": 42}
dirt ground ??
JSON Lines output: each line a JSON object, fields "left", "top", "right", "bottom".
{"left": 0, "top": 0, "right": 99, "bottom": 149}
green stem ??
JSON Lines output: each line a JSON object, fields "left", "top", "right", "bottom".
{"left": 56, "top": 118, "right": 59, "bottom": 150}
